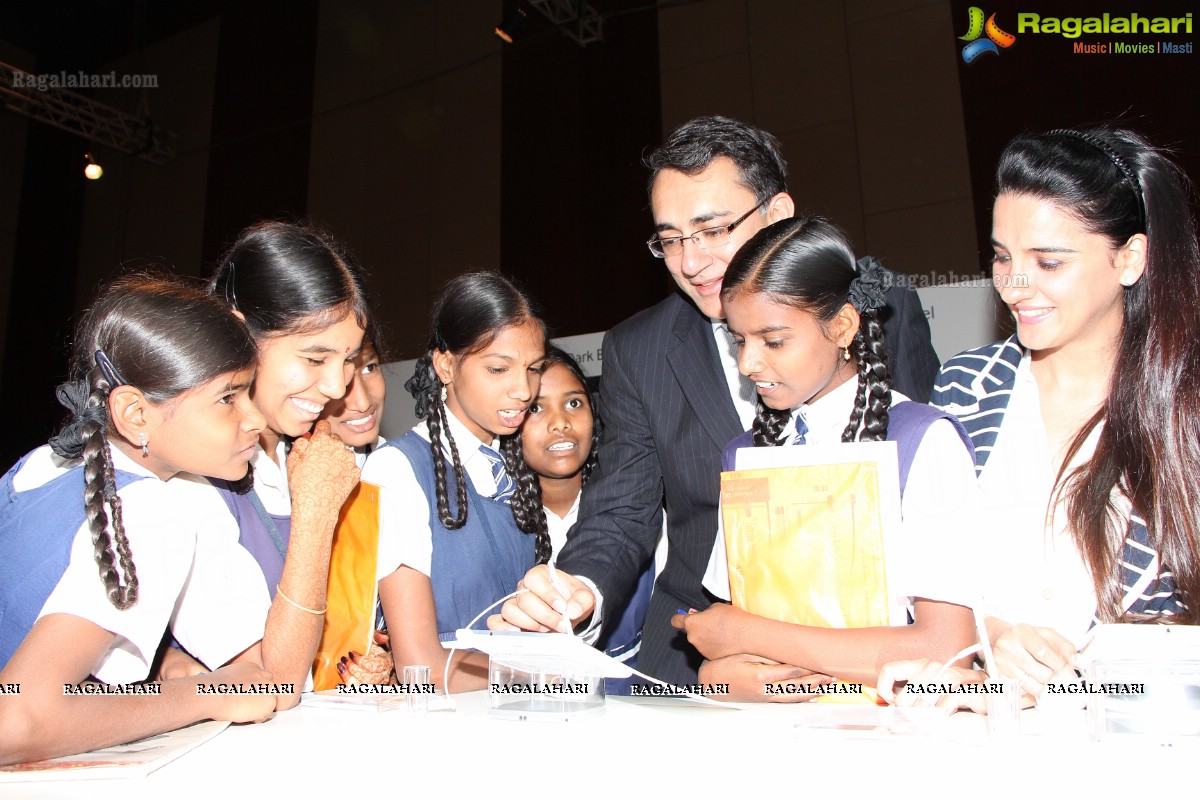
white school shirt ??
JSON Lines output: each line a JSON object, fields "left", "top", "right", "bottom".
{"left": 249, "top": 439, "right": 291, "bottom": 515}
{"left": 546, "top": 493, "right": 582, "bottom": 559}
{"left": 22, "top": 446, "right": 269, "bottom": 684}
{"left": 703, "top": 376, "right": 983, "bottom": 620}
{"left": 351, "top": 436, "right": 387, "bottom": 470}
{"left": 364, "top": 408, "right": 502, "bottom": 582}
{"left": 974, "top": 352, "right": 1102, "bottom": 646}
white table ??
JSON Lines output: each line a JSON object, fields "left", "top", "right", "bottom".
{"left": 4, "top": 692, "right": 1195, "bottom": 797}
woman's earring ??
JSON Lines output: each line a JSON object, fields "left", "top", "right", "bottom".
{"left": 842, "top": 347, "right": 851, "bottom": 362}
{"left": 440, "top": 385, "right": 448, "bottom": 403}
{"left": 138, "top": 432, "right": 148, "bottom": 457}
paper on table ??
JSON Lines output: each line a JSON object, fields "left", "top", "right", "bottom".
{"left": 0, "top": 720, "right": 229, "bottom": 782}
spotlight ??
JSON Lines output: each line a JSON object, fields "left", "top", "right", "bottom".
{"left": 495, "top": 4, "right": 528, "bottom": 44}
{"left": 84, "top": 152, "right": 103, "bottom": 180}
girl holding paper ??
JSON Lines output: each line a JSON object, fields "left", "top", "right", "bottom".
{"left": 672, "top": 215, "right": 981, "bottom": 701}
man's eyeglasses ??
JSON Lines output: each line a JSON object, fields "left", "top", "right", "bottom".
{"left": 645, "top": 199, "right": 768, "bottom": 259}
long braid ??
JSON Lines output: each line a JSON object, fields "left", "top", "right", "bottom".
{"left": 430, "top": 392, "right": 468, "bottom": 530}
{"left": 581, "top": 419, "right": 600, "bottom": 484}
{"left": 842, "top": 332, "right": 870, "bottom": 443}
{"left": 80, "top": 367, "right": 138, "bottom": 610}
{"left": 752, "top": 400, "right": 791, "bottom": 447}
{"left": 504, "top": 434, "right": 552, "bottom": 565}
{"left": 841, "top": 309, "right": 892, "bottom": 442}
{"left": 406, "top": 353, "right": 468, "bottom": 529}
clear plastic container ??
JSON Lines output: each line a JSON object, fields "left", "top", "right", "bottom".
{"left": 1085, "top": 659, "right": 1200, "bottom": 742}
{"left": 488, "top": 655, "right": 605, "bottom": 721}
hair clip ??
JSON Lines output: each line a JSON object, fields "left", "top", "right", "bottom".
{"left": 222, "top": 261, "right": 239, "bottom": 308}
{"left": 94, "top": 349, "right": 129, "bottom": 387}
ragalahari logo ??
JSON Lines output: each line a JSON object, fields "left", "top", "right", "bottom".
{"left": 959, "top": 7, "right": 1017, "bottom": 62}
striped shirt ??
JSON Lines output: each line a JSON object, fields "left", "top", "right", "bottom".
{"left": 933, "top": 336, "right": 1183, "bottom": 628}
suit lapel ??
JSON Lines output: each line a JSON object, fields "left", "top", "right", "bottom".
{"left": 665, "top": 297, "right": 744, "bottom": 451}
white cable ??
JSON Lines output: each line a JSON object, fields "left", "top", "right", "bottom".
{"left": 442, "top": 588, "right": 531, "bottom": 701}
{"left": 931, "top": 643, "right": 982, "bottom": 685}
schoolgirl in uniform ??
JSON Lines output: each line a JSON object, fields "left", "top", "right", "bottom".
{"left": 322, "top": 332, "right": 387, "bottom": 468}
{"left": 0, "top": 275, "right": 277, "bottom": 765}
{"left": 319, "top": 330, "right": 393, "bottom": 688}
{"left": 673, "top": 216, "right": 980, "bottom": 700}
{"left": 363, "top": 272, "right": 548, "bottom": 692}
{"left": 882, "top": 126, "right": 1200, "bottom": 708}
{"left": 201, "top": 221, "right": 367, "bottom": 700}
{"left": 516, "top": 347, "right": 654, "bottom": 691}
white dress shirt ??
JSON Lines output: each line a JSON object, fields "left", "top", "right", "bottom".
{"left": 711, "top": 320, "right": 758, "bottom": 430}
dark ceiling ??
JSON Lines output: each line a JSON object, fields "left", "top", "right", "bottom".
{"left": 0, "top": 0, "right": 221, "bottom": 69}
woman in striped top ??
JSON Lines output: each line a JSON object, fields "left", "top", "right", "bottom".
{"left": 888, "top": 125, "right": 1199, "bottom": 708}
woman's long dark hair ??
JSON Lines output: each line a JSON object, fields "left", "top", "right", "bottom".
{"left": 997, "top": 127, "right": 1200, "bottom": 622}
{"left": 721, "top": 216, "right": 892, "bottom": 447}
{"left": 52, "top": 273, "right": 257, "bottom": 610}
{"left": 508, "top": 346, "right": 599, "bottom": 565}
{"left": 404, "top": 272, "right": 550, "bottom": 561}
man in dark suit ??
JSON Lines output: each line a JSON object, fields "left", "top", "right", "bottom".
{"left": 496, "top": 116, "right": 939, "bottom": 687}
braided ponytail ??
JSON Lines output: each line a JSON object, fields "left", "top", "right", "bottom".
{"left": 841, "top": 310, "right": 892, "bottom": 442}
{"left": 503, "top": 434, "right": 552, "bottom": 564}
{"left": 78, "top": 367, "right": 138, "bottom": 610}
{"left": 751, "top": 402, "right": 791, "bottom": 447}
{"left": 405, "top": 354, "right": 468, "bottom": 529}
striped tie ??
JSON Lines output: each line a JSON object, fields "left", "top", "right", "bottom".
{"left": 793, "top": 414, "right": 808, "bottom": 445}
{"left": 479, "top": 444, "right": 515, "bottom": 504}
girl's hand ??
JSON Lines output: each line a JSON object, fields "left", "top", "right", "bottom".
{"left": 338, "top": 631, "right": 395, "bottom": 686}
{"left": 195, "top": 662, "right": 278, "bottom": 723}
{"left": 699, "top": 654, "right": 832, "bottom": 703}
{"left": 877, "top": 658, "right": 986, "bottom": 713}
{"left": 669, "top": 603, "right": 749, "bottom": 661}
{"left": 288, "top": 420, "right": 361, "bottom": 527}
{"left": 987, "top": 617, "right": 1075, "bottom": 698}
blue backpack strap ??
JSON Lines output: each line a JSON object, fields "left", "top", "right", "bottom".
{"left": 886, "top": 401, "right": 973, "bottom": 496}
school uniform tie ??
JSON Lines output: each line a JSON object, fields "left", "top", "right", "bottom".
{"left": 479, "top": 444, "right": 515, "bottom": 504}
{"left": 792, "top": 414, "right": 808, "bottom": 446}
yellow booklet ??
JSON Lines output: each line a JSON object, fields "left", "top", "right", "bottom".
{"left": 312, "top": 481, "right": 383, "bottom": 692}
{"left": 721, "top": 442, "right": 902, "bottom": 701}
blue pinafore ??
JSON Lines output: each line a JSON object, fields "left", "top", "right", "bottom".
{"left": 384, "top": 433, "right": 536, "bottom": 640}
{"left": 0, "top": 451, "right": 145, "bottom": 670}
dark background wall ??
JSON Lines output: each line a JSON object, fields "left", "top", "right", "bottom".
{"left": 0, "top": 0, "right": 1196, "bottom": 466}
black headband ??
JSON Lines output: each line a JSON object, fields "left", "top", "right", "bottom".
{"left": 1048, "top": 129, "right": 1147, "bottom": 231}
